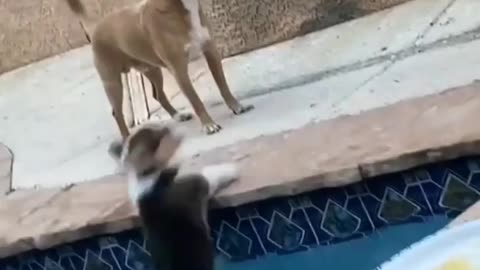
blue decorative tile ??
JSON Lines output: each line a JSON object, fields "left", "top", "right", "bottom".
{"left": 288, "top": 196, "right": 313, "bottom": 209}
{"left": 321, "top": 200, "right": 360, "bottom": 238}
{"left": 467, "top": 159, "right": 480, "bottom": 172}
{"left": 303, "top": 207, "right": 330, "bottom": 245}
{"left": 209, "top": 208, "right": 238, "bottom": 236}
{"left": 256, "top": 198, "right": 292, "bottom": 222}
{"left": 420, "top": 181, "right": 444, "bottom": 214}
{"left": 18, "top": 264, "right": 31, "bottom": 270}
{"left": 18, "top": 255, "right": 42, "bottom": 270}
{"left": 3, "top": 157, "right": 480, "bottom": 266}
{"left": 267, "top": 212, "right": 305, "bottom": 252}
{"left": 44, "top": 258, "right": 63, "bottom": 270}
{"left": 84, "top": 251, "right": 112, "bottom": 270}
{"left": 290, "top": 208, "right": 318, "bottom": 247}
{"left": 110, "top": 247, "right": 127, "bottom": 270}
{"left": 71, "top": 239, "right": 100, "bottom": 260}
{"left": 404, "top": 185, "right": 433, "bottom": 217}
{"left": 470, "top": 168, "right": 480, "bottom": 190}
{"left": 250, "top": 216, "right": 278, "bottom": 254}
{"left": 125, "top": 242, "right": 154, "bottom": 270}
{"left": 427, "top": 160, "right": 470, "bottom": 187}
{"left": 359, "top": 194, "right": 383, "bottom": 228}
{"left": 217, "top": 222, "right": 252, "bottom": 260}
{"left": 114, "top": 230, "right": 143, "bottom": 250}
{"left": 237, "top": 218, "right": 265, "bottom": 258}
{"left": 56, "top": 246, "right": 84, "bottom": 270}
{"left": 378, "top": 187, "right": 421, "bottom": 223}
{"left": 345, "top": 183, "right": 369, "bottom": 196}
{"left": 446, "top": 159, "right": 472, "bottom": 180}
{"left": 309, "top": 187, "right": 348, "bottom": 211}
{"left": 343, "top": 197, "right": 374, "bottom": 235}
{"left": 236, "top": 205, "right": 259, "bottom": 219}
{"left": 98, "top": 237, "right": 120, "bottom": 249}
{"left": 59, "top": 256, "right": 83, "bottom": 270}
{"left": 402, "top": 172, "right": 420, "bottom": 185}
{"left": 99, "top": 249, "right": 121, "bottom": 270}
{"left": 413, "top": 169, "right": 431, "bottom": 182}
{"left": 439, "top": 173, "right": 480, "bottom": 211}
{"left": 366, "top": 173, "right": 407, "bottom": 201}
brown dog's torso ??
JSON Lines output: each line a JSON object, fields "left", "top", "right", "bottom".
{"left": 91, "top": 0, "right": 209, "bottom": 74}
{"left": 66, "top": 0, "right": 252, "bottom": 137}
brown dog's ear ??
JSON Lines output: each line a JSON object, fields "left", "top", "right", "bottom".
{"left": 108, "top": 140, "right": 124, "bottom": 161}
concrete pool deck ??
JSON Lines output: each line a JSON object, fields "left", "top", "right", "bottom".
{"left": 1, "top": 0, "right": 480, "bottom": 189}
{"left": 1, "top": 82, "right": 480, "bottom": 258}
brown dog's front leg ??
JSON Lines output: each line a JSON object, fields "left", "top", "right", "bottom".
{"left": 203, "top": 41, "right": 254, "bottom": 115}
{"left": 142, "top": 68, "right": 193, "bottom": 122}
{"left": 168, "top": 59, "right": 221, "bottom": 135}
{"left": 103, "top": 78, "right": 130, "bottom": 139}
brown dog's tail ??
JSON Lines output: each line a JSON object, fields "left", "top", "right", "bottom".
{"left": 64, "top": 0, "right": 93, "bottom": 41}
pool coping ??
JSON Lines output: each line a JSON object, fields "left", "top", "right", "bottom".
{"left": 1, "top": 81, "right": 480, "bottom": 258}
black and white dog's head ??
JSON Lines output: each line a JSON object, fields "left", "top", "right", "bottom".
{"left": 109, "top": 122, "right": 183, "bottom": 177}
{"left": 108, "top": 121, "right": 239, "bottom": 204}
{"left": 108, "top": 122, "right": 184, "bottom": 203}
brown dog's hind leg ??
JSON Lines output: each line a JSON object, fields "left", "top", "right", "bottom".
{"left": 142, "top": 68, "right": 193, "bottom": 122}
{"left": 203, "top": 41, "right": 254, "bottom": 115}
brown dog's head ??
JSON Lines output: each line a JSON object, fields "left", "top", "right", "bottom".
{"left": 108, "top": 122, "right": 183, "bottom": 176}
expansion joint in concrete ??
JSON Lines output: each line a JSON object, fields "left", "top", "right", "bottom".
{"left": 412, "top": 0, "right": 458, "bottom": 46}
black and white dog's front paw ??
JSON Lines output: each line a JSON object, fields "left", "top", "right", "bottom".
{"left": 201, "top": 163, "right": 239, "bottom": 196}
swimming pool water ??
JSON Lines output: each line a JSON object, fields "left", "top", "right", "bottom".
{"left": 218, "top": 216, "right": 449, "bottom": 270}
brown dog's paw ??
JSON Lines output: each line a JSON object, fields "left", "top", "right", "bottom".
{"left": 173, "top": 112, "right": 193, "bottom": 122}
{"left": 232, "top": 104, "right": 254, "bottom": 115}
{"left": 203, "top": 123, "right": 222, "bottom": 135}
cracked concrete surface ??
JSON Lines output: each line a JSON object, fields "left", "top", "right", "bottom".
{"left": 0, "top": 0, "right": 479, "bottom": 189}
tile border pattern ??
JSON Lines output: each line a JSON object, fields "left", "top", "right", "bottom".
{"left": 1, "top": 156, "right": 480, "bottom": 269}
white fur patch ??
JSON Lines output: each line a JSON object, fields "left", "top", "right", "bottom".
{"left": 180, "top": 0, "right": 210, "bottom": 60}
{"left": 201, "top": 163, "right": 239, "bottom": 196}
{"left": 128, "top": 173, "right": 156, "bottom": 204}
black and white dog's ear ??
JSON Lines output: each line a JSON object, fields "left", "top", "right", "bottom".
{"left": 108, "top": 122, "right": 184, "bottom": 170}
{"left": 201, "top": 163, "right": 239, "bottom": 197}
{"left": 108, "top": 139, "right": 124, "bottom": 161}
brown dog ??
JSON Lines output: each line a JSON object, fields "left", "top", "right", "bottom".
{"left": 64, "top": 0, "right": 253, "bottom": 138}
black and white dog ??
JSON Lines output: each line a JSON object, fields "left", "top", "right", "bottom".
{"left": 108, "top": 122, "right": 238, "bottom": 270}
